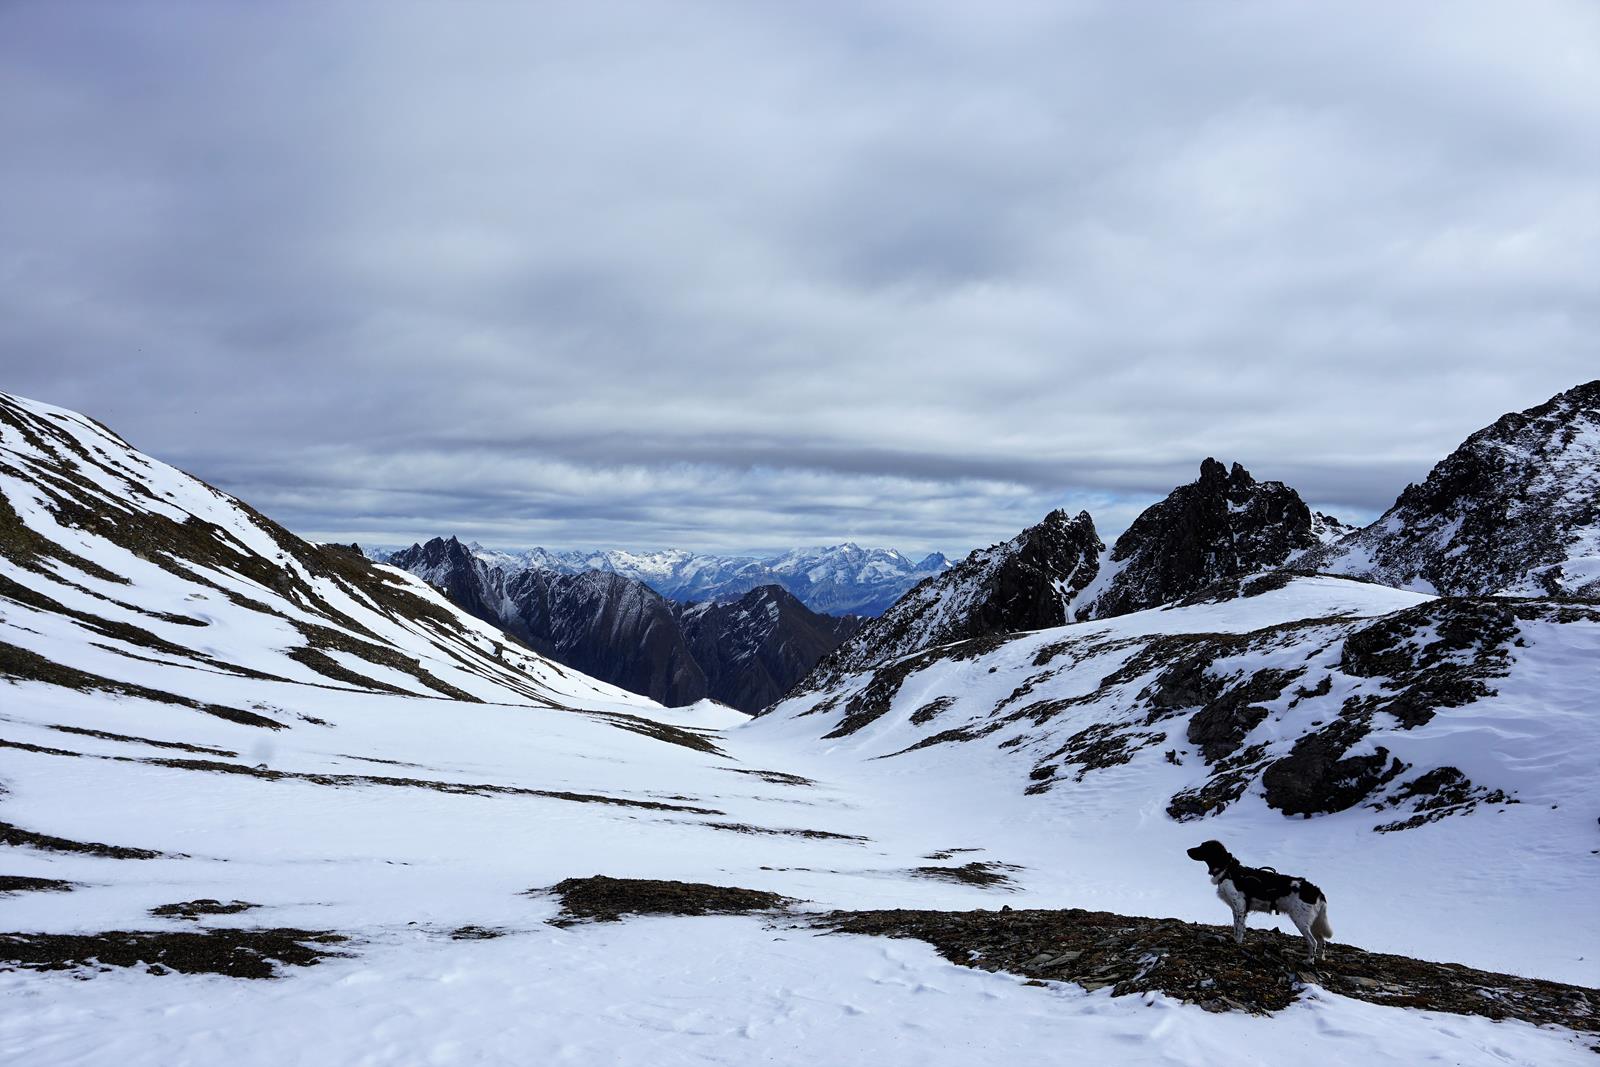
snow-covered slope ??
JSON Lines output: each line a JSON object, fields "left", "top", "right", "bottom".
{"left": 380, "top": 540, "right": 951, "bottom": 617}
{"left": 796, "top": 509, "right": 1102, "bottom": 694}
{"left": 3, "top": 392, "right": 1595, "bottom": 1065}
{"left": 1311, "top": 379, "right": 1600, "bottom": 598}
{"left": 758, "top": 575, "right": 1600, "bottom": 984}
{"left": 0, "top": 393, "right": 641, "bottom": 713}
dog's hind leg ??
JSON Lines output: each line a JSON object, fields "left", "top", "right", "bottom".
{"left": 1290, "top": 911, "right": 1320, "bottom": 963}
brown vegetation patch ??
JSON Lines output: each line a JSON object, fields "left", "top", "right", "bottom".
{"left": 150, "top": 899, "right": 259, "bottom": 920}
{"left": 602, "top": 714, "right": 726, "bottom": 756}
{"left": 910, "top": 861, "right": 1022, "bottom": 889}
{"left": 50, "top": 725, "right": 238, "bottom": 758}
{"left": 0, "top": 875, "right": 75, "bottom": 894}
{"left": 0, "top": 928, "right": 348, "bottom": 979}
{"left": 0, "top": 641, "right": 282, "bottom": 729}
{"left": 449, "top": 925, "right": 507, "bottom": 940}
{"left": 142, "top": 758, "right": 723, "bottom": 814}
{"left": 547, "top": 875, "right": 793, "bottom": 925}
{"left": 0, "top": 820, "right": 166, "bottom": 860}
{"left": 695, "top": 821, "right": 868, "bottom": 842}
{"left": 718, "top": 767, "right": 816, "bottom": 787}
{"left": 814, "top": 907, "right": 1598, "bottom": 1031}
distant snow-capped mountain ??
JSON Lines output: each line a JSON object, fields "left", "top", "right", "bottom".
{"left": 386, "top": 537, "right": 861, "bottom": 711}
{"left": 1309, "top": 379, "right": 1600, "bottom": 598}
{"left": 375, "top": 541, "right": 949, "bottom": 617}
{"left": 800, "top": 510, "right": 1103, "bottom": 692}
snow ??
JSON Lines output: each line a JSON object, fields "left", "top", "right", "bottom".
{"left": 404, "top": 540, "right": 951, "bottom": 616}
{"left": 2, "top": 391, "right": 1596, "bottom": 1065}
{"left": 4, "top": 916, "right": 1589, "bottom": 1067}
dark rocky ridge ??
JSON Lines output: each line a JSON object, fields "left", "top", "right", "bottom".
{"left": 793, "top": 510, "right": 1103, "bottom": 695}
{"left": 389, "top": 537, "right": 707, "bottom": 705}
{"left": 1311, "top": 379, "right": 1600, "bottom": 598}
{"left": 387, "top": 538, "right": 859, "bottom": 712}
{"left": 1080, "top": 458, "right": 1320, "bottom": 620}
{"left": 674, "top": 586, "right": 862, "bottom": 712}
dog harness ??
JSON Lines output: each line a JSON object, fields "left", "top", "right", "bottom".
{"left": 1219, "top": 861, "right": 1323, "bottom": 913}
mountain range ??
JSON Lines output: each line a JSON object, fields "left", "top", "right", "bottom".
{"left": 384, "top": 535, "right": 861, "bottom": 712}
{"left": 1, "top": 381, "right": 1597, "bottom": 1061}
{"left": 373, "top": 542, "right": 949, "bottom": 617}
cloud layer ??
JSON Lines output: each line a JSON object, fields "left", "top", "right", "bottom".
{"left": 2, "top": 1, "right": 1595, "bottom": 555}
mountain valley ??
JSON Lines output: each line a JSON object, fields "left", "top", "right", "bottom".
{"left": 1, "top": 383, "right": 1596, "bottom": 1065}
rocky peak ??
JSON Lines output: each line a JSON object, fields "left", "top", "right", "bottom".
{"left": 1312, "top": 379, "right": 1600, "bottom": 597}
{"left": 1078, "top": 459, "right": 1317, "bottom": 620}
{"left": 790, "top": 509, "right": 1103, "bottom": 694}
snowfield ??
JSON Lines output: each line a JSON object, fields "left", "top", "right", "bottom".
{"left": 1, "top": 391, "right": 1596, "bottom": 1065}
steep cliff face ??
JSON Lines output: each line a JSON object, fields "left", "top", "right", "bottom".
{"left": 675, "top": 585, "right": 862, "bottom": 712}
{"left": 1311, "top": 380, "right": 1600, "bottom": 598}
{"left": 387, "top": 538, "right": 709, "bottom": 707}
{"left": 792, "top": 510, "right": 1103, "bottom": 695}
{"left": 1076, "top": 459, "right": 1319, "bottom": 620}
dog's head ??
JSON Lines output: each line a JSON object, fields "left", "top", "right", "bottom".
{"left": 1186, "top": 840, "right": 1232, "bottom": 869}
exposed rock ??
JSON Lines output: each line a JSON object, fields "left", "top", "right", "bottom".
{"left": 1080, "top": 459, "right": 1319, "bottom": 619}
{"left": 813, "top": 907, "right": 1599, "bottom": 1031}
{"left": 0, "top": 928, "right": 348, "bottom": 978}
{"left": 674, "top": 586, "right": 861, "bottom": 712}
{"left": 1186, "top": 669, "right": 1297, "bottom": 763}
{"left": 1261, "top": 719, "right": 1403, "bottom": 817}
{"left": 545, "top": 875, "right": 793, "bottom": 924}
{"left": 1311, "top": 379, "right": 1600, "bottom": 598}
{"left": 390, "top": 538, "right": 708, "bottom": 706}
{"left": 794, "top": 510, "right": 1102, "bottom": 694}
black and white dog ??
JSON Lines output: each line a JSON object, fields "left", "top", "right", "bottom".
{"left": 1186, "top": 840, "right": 1333, "bottom": 962}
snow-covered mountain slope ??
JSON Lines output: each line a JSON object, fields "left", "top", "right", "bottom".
{"left": 3, "top": 393, "right": 1595, "bottom": 1065}
{"left": 795, "top": 510, "right": 1102, "bottom": 694}
{"left": 388, "top": 536, "right": 708, "bottom": 707}
{"left": 1075, "top": 459, "right": 1321, "bottom": 620}
{"left": 379, "top": 540, "right": 950, "bottom": 617}
{"left": 0, "top": 394, "right": 641, "bottom": 714}
{"left": 757, "top": 575, "right": 1600, "bottom": 984}
{"left": 675, "top": 585, "right": 862, "bottom": 712}
{"left": 760, "top": 543, "right": 951, "bottom": 616}
{"left": 1311, "top": 379, "right": 1600, "bottom": 598}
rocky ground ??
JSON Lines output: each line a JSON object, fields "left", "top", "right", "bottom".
{"left": 547, "top": 876, "right": 1597, "bottom": 1038}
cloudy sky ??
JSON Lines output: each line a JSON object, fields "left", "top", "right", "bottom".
{"left": 2, "top": 1, "right": 1595, "bottom": 557}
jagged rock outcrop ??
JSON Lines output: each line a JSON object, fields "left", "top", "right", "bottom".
{"left": 1077, "top": 459, "right": 1318, "bottom": 619}
{"left": 387, "top": 539, "right": 860, "bottom": 711}
{"left": 674, "top": 586, "right": 862, "bottom": 712}
{"left": 760, "top": 569, "right": 1600, "bottom": 831}
{"left": 792, "top": 510, "right": 1103, "bottom": 694}
{"left": 1311, "top": 379, "right": 1600, "bottom": 598}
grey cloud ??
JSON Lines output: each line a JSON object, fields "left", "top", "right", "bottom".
{"left": 1, "top": 0, "right": 1594, "bottom": 558}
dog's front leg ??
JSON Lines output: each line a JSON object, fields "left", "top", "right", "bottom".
{"left": 1231, "top": 906, "right": 1247, "bottom": 945}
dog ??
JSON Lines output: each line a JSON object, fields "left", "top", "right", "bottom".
{"left": 1186, "top": 839, "right": 1332, "bottom": 962}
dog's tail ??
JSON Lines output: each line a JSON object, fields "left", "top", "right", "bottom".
{"left": 1312, "top": 902, "right": 1333, "bottom": 942}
